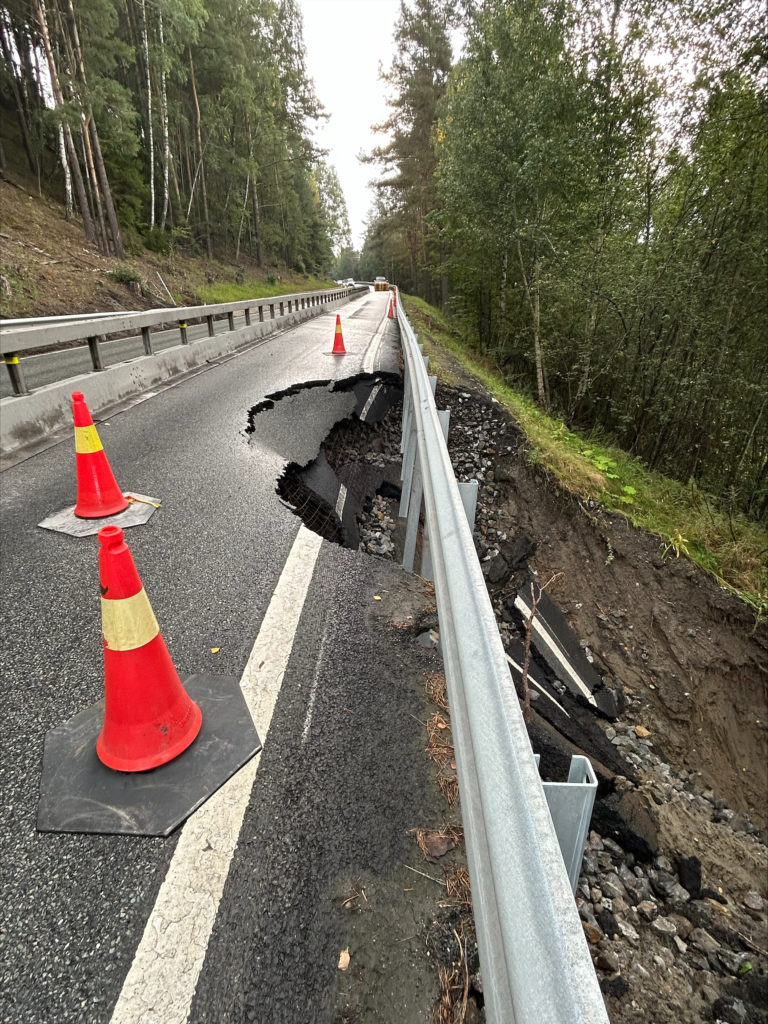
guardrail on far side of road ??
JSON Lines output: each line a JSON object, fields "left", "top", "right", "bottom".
{"left": 0, "top": 286, "right": 365, "bottom": 458}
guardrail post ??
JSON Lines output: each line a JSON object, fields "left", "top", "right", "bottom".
{"left": 87, "top": 335, "right": 105, "bottom": 371}
{"left": 420, "top": 409, "right": 450, "bottom": 581}
{"left": 228, "top": 311, "right": 235, "bottom": 331}
{"left": 534, "top": 755, "right": 598, "bottom": 893}
{"left": 279, "top": 301, "right": 284, "bottom": 316}
{"left": 399, "top": 362, "right": 432, "bottom": 519}
{"left": 402, "top": 451, "right": 423, "bottom": 573}
{"left": 400, "top": 363, "right": 412, "bottom": 455}
{"left": 206, "top": 315, "right": 215, "bottom": 338}
{"left": 400, "top": 333, "right": 417, "bottom": 455}
{"left": 245, "top": 307, "right": 251, "bottom": 326}
{"left": 457, "top": 480, "right": 479, "bottom": 532}
{"left": 179, "top": 321, "right": 189, "bottom": 344}
{"left": 259, "top": 305, "right": 265, "bottom": 322}
{"left": 4, "top": 354, "right": 28, "bottom": 395}
{"left": 399, "top": 417, "right": 418, "bottom": 519}
{"left": 141, "top": 326, "right": 153, "bottom": 355}
{"left": 287, "top": 299, "right": 292, "bottom": 313}
{"left": 270, "top": 303, "right": 276, "bottom": 319}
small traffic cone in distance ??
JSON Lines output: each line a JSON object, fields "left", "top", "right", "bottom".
{"left": 392, "top": 288, "right": 397, "bottom": 308}
{"left": 72, "top": 391, "right": 129, "bottom": 519}
{"left": 332, "top": 314, "right": 346, "bottom": 354}
{"left": 96, "top": 525, "right": 202, "bottom": 772}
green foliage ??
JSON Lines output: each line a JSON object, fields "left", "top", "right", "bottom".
{"left": 0, "top": 0, "right": 343, "bottom": 276}
{"left": 365, "top": 0, "right": 456, "bottom": 301}
{"left": 196, "top": 273, "right": 334, "bottom": 304}
{"left": 143, "top": 228, "right": 172, "bottom": 255}
{"left": 332, "top": 247, "right": 361, "bottom": 281}
{"left": 107, "top": 263, "right": 144, "bottom": 287}
{"left": 360, "top": 0, "right": 767, "bottom": 521}
{"left": 404, "top": 293, "right": 768, "bottom": 613}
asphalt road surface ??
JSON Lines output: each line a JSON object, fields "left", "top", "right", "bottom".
{"left": 1, "top": 292, "right": 444, "bottom": 1023}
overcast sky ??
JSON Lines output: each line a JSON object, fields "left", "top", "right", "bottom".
{"left": 297, "top": 0, "right": 402, "bottom": 249}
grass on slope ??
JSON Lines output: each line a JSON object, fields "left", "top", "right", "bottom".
{"left": 403, "top": 294, "right": 768, "bottom": 615}
{"left": 196, "top": 273, "right": 336, "bottom": 305}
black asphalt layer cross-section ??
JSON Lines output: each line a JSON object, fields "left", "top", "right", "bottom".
{"left": 0, "top": 293, "right": 435, "bottom": 1024}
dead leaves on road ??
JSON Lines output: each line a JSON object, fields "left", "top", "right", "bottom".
{"left": 426, "top": 709, "right": 459, "bottom": 806}
{"left": 411, "top": 825, "right": 464, "bottom": 862}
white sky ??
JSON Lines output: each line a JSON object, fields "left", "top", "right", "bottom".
{"left": 297, "top": 0, "right": 402, "bottom": 248}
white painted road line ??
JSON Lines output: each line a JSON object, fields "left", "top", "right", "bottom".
{"left": 301, "top": 626, "right": 331, "bottom": 744}
{"left": 504, "top": 653, "right": 572, "bottom": 719}
{"left": 514, "top": 595, "right": 597, "bottom": 706}
{"left": 109, "top": 525, "right": 324, "bottom": 1024}
{"left": 335, "top": 483, "right": 348, "bottom": 520}
{"left": 360, "top": 382, "right": 382, "bottom": 422}
{"left": 361, "top": 313, "right": 389, "bottom": 374}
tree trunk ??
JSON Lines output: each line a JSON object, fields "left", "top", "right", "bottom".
{"left": 141, "top": 0, "right": 155, "bottom": 228}
{"left": 64, "top": 0, "right": 124, "bottom": 257}
{"left": 54, "top": 0, "right": 107, "bottom": 251}
{"left": 0, "top": 17, "right": 38, "bottom": 174}
{"left": 88, "top": 118, "right": 125, "bottom": 258}
{"left": 516, "top": 236, "right": 548, "bottom": 409}
{"left": 246, "top": 120, "right": 263, "bottom": 266}
{"left": 188, "top": 47, "right": 212, "bottom": 259}
{"left": 498, "top": 249, "right": 509, "bottom": 356}
{"left": 82, "top": 115, "right": 109, "bottom": 253}
{"left": 251, "top": 184, "right": 263, "bottom": 267}
{"left": 33, "top": 0, "right": 96, "bottom": 243}
{"left": 440, "top": 242, "right": 449, "bottom": 310}
{"left": 58, "top": 126, "right": 72, "bottom": 216}
{"left": 236, "top": 173, "right": 249, "bottom": 261}
{"left": 158, "top": 11, "right": 170, "bottom": 230}
{"left": 735, "top": 394, "right": 766, "bottom": 480}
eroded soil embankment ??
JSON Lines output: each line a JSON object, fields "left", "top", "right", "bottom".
{"left": 487, "top": 417, "right": 768, "bottom": 831}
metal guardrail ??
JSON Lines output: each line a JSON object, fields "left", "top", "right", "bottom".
{"left": 396, "top": 293, "right": 609, "bottom": 1023}
{"left": 0, "top": 310, "right": 142, "bottom": 328}
{"left": 0, "top": 287, "right": 357, "bottom": 396}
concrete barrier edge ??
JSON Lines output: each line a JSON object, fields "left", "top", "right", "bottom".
{"left": 0, "top": 297, "right": 348, "bottom": 457}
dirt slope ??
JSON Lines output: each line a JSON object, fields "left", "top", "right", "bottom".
{"left": 0, "top": 176, "right": 302, "bottom": 318}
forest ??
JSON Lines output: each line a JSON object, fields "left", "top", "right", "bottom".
{"left": 1, "top": 0, "right": 766, "bottom": 518}
{"left": 0, "top": 0, "right": 350, "bottom": 274}
{"left": 357, "top": 0, "right": 767, "bottom": 519}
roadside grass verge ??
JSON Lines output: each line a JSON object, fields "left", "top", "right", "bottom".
{"left": 403, "top": 294, "right": 768, "bottom": 614}
{"left": 196, "top": 273, "right": 336, "bottom": 305}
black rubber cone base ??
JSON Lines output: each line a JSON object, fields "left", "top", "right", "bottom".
{"left": 38, "top": 492, "right": 161, "bottom": 537}
{"left": 37, "top": 675, "right": 261, "bottom": 837}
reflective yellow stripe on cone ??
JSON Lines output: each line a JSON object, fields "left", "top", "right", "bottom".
{"left": 101, "top": 588, "right": 160, "bottom": 651}
{"left": 75, "top": 424, "right": 104, "bottom": 454}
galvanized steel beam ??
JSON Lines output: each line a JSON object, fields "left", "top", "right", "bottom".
{"left": 396, "top": 300, "right": 608, "bottom": 1024}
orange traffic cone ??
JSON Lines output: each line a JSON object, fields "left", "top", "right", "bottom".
{"left": 332, "top": 314, "right": 346, "bottom": 354}
{"left": 96, "top": 525, "right": 202, "bottom": 771}
{"left": 72, "top": 391, "right": 129, "bottom": 519}
{"left": 387, "top": 296, "right": 394, "bottom": 319}
{"left": 392, "top": 288, "right": 397, "bottom": 308}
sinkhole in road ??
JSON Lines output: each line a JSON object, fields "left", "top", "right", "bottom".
{"left": 246, "top": 372, "right": 403, "bottom": 551}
